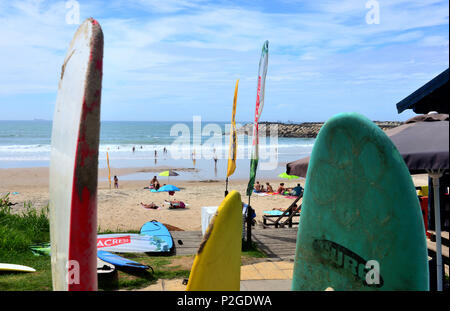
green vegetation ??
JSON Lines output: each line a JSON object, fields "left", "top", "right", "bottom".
{"left": 0, "top": 193, "right": 52, "bottom": 290}
{"left": 98, "top": 255, "right": 192, "bottom": 291}
{"left": 241, "top": 240, "right": 267, "bottom": 258}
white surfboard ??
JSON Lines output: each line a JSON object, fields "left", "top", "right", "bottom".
{"left": 0, "top": 263, "right": 36, "bottom": 273}
{"left": 49, "top": 18, "right": 103, "bottom": 291}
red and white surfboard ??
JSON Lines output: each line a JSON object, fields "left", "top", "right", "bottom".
{"left": 49, "top": 18, "right": 103, "bottom": 291}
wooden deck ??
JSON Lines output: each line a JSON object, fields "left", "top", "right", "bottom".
{"left": 172, "top": 228, "right": 449, "bottom": 270}
{"left": 251, "top": 228, "right": 298, "bottom": 260}
{"left": 171, "top": 230, "right": 203, "bottom": 256}
{"left": 171, "top": 227, "right": 298, "bottom": 260}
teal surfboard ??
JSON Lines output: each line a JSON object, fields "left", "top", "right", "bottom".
{"left": 292, "top": 113, "right": 429, "bottom": 291}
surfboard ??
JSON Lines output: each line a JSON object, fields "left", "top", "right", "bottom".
{"left": 292, "top": 112, "right": 429, "bottom": 291}
{"left": 97, "top": 250, "right": 149, "bottom": 270}
{"left": 97, "top": 233, "right": 171, "bottom": 253}
{"left": 0, "top": 263, "right": 36, "bottom": 273}
{"left": 30, "top": 243, "right": 51, "bottom": 256}
{"left": 140, "top": 221, "right": 174, "bottom": 252}
{"left": 97, "top": 257, "right": 115, "bottom": 274}
{"left": 186, "top": 190, "right": 242, "bottom": 291}
{"left": 49, "top": 18, "right": 104, "bottom": 291}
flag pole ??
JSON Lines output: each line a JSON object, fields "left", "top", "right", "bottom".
{"left": 225, "top": 177, "right": 229, "bottom": 197}
{"left": 245, "top": 40, "right": 269, "bottom": 250}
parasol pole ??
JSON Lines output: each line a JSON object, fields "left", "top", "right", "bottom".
{"left": 106, "top": 151, "right": 111, "bottom": 190}
{"left": 429, "top": 170, "right": 444, "bottom": 291}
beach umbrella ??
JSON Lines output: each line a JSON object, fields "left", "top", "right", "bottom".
{"left": 158, "top": 184, "right": 180, "bottom": 192}
{"left": 278, "top": 172, "right": 299, "bottom": 180}
{"left": 157, "top": 184, "right": 180, "bottom": 199}
{"left": 385, "top": 113, "right": 449, "bottom": 291}
{"left": 286, "top": 156, "right": 310, "bottom": 178}
{"left": 385, "top": 114, "right": 449, "bottom": 174}
{"left": 287, "top": 114, "right": 449, "bottom": 177}
{"left": 159, "top": 170, "right": 179, "bottom": 183}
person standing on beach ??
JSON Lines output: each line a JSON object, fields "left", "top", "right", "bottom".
{"left": 114, "top": 175, "right": 119, "bottom": 189}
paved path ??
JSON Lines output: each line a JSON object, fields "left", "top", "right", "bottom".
{"left": 140, "top": 228, "right": 298, "bottom": 291}
{"left": 139, "top": 260, "right": 294, "bottom": 291}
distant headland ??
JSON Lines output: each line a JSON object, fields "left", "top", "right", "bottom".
{"left": 233, "top": 121, "right": 402, "bottom": 138}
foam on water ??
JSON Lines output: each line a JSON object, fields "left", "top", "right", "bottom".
{"left": 0, "top": 121, "right": 314, "bottom": 179}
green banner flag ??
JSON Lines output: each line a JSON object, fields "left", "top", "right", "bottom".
{"left": 246, "top": 41, "right": 269, "bottom": 197}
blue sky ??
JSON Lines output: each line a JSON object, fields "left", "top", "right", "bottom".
{"left": 0, "top": 0, "right": 448, "bottom": 122}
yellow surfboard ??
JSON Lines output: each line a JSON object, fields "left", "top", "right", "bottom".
{"left": 186, "top": 190, "right": 242, "bottom": 291}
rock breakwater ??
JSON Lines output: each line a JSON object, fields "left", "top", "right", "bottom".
{"left": 233, "top": 121, "right": 402, "bottom": 138}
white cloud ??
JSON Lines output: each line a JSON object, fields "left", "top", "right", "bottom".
{"left": 0, "top": 0, "right": 448, "bottom": 120}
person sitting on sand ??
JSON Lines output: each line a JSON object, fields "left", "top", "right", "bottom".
{"left": 290, "top": 184, "right": 303, "bottom": 196}
{"left": 150, "top": 176, "right": 159, "bottom": 189}
{"left": 277, "top": 183, "right": 285, "bottom": 194}
{"left": 265, "top": 182, "right": 274, "bottom": 193}
{"left": 254, "top": 181, "right": 262, "bottom": 193}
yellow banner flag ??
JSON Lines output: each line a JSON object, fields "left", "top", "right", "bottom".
{"left": 226, "top": 79, "right": 239, "bottom": 178}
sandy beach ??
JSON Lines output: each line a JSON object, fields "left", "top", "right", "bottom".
{"left": 0, "top": 167, "right": 430, "bottom": 232}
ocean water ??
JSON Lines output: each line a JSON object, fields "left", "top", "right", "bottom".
{"left": 0, "top": 120, "right": 314, "bottom": 181}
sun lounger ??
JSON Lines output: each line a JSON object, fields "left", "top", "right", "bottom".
{"left": 262, "top": 192, "right": 303, "bottom": 228}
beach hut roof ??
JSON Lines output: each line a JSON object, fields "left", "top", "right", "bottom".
{"left": 396, "top": 68, "right": 449, "bottom": 114}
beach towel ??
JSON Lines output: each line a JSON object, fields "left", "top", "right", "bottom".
{"left": 263, "top": 210, "right": 284, "bottom": 216}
